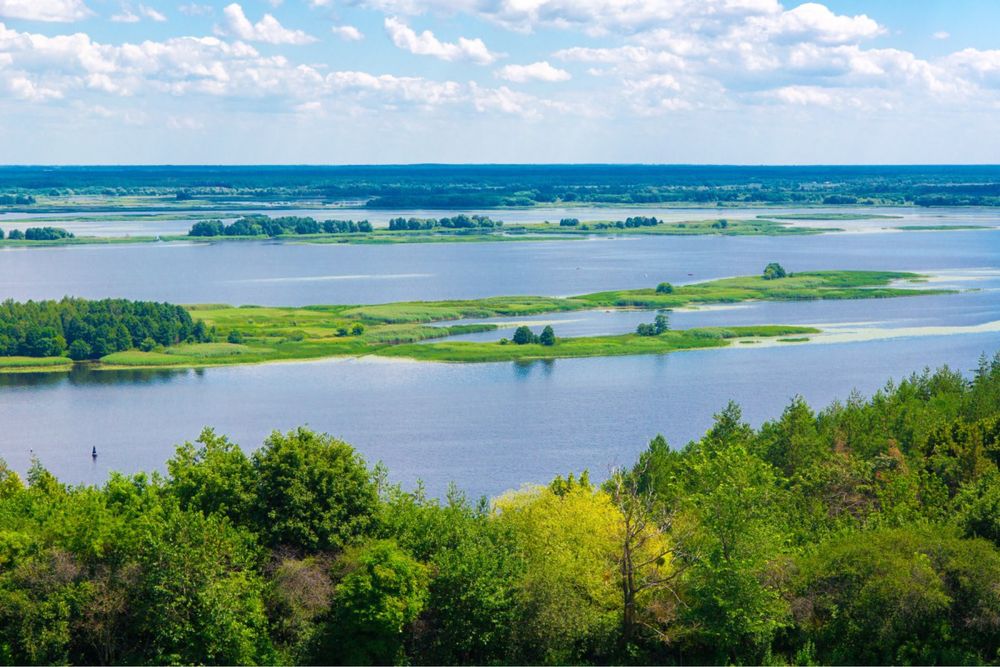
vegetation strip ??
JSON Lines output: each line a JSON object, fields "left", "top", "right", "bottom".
{"left": 0, "top": 270, "right": 950, "bottom": 372}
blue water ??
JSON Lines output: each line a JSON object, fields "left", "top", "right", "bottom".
{"left": 0, "top": 221, "right": 998, "bottom": 498}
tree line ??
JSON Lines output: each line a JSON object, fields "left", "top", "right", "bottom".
{"left": 0, "top": 227, "right": 74, "bottom": 241}
{"left": 2, "top": 354, "right": 1000, "bottom": 665}
{"left": 0, "top": 298, "right": 209, "bottom": 360}
{"left": 189, "top": 215, "right": 374, "bottom": 238}
{"left": 387, "top": 215, "right": 503, "bottom": 231}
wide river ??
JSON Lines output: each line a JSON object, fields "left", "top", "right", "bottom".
{"left": 1, "top": 208, "right": 999, "bottom": 497}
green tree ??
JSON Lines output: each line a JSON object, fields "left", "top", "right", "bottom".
{"left": 68, "top": 339, "right": 93, "bottom": 361}
{"left": 762, "top": 262, "right": 787, "bottom": 280}
{"left": 167, "top": 428, "right": 256, "bottom": 524}
{"left": 793, "top": 526, "right": 1000, "bottom": 665}
{"left": 539, "top": 325, "right": 556, "bottom": 346}
{"left": 311, "top": 540, "right": 428, "bottom": 665}
{"left": 512, "top": 326, "right": 536, "bottom": 345}
{"left": 655, "top": 282, "right": 673, "bottom": 294}
{"left": 252, "top": 428, "right": 380, "bottom": 552}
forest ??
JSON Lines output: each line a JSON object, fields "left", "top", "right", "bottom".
{"left": 0, "top": 298, "right": 209, "bottom": 360}
{"left": 1, "top": 354, "right": 999, "bottom": 665}
{"left": 3, "top": 165, "right": 1000, "bottom": 209}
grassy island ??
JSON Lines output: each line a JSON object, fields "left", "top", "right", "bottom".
{"left": 0, "top": 270, "right": 951, "bottom": 372}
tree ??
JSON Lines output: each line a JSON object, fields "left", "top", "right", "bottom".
{"left": 793, "top": 526, "right": 1000, "bottom": 665}
{"left": 68, "top": 339, "right": 93, "bottom": 361}
{"left": 762, "top": 262, "right": 787, "bottom": 280}
{"left": 655, "top": 282, "right": 673, "bottom": 294}
{"left": 606, "top": 467, "right": 680, "bottom": 651}
{"left": 252, "top": 428, "right": 380, "bottom": 552}
{"left": 494, "top": 479, "right": 622, "bottom": 663}
{"left": 512, "top": 326, "right": 536, "bottom": 345}
{"left": 539, "top": 325, "right": 556, "bottom": 346}
{"left": 636, "top": 323, "right": 657, "bottom": 336}
{"left": 311, "top": 540, "right": 428, "bottom": 665}
{"left": 654, "top": 313, "right": 670, "bottom": 334}
{"left": 166, "top": 428, "right": 256, "bottom": 524}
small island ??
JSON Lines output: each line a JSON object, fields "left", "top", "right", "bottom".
{"left": 0, "top": 269, "right": 951, "bottom": 372}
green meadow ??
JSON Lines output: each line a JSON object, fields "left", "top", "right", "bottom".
{"left": 68, "top": 270, "right": 945, "bottom": 371}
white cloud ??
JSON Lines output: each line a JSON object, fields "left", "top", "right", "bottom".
{"left": 470, "top": 81, "right": 540, "bottom": 118}
{"left": 167, "top": 114, "right": 203, "bottom": 129}
{"left": 0, "top": 0, "right": 91, "bottom": 22}
{"left": 140, "top": 4, "right": 166, "bottom": 22}
{"left": 331, "top": 25, "right": 363, "bottom": 41}
{"left": 111, "top": 8, "right": 139, "bottom": 23}
{"left": 932, "top": 31, "right": 950, "bottom": 41}
{"left": 771, "top": 84, "right": 835, "bottom": 106}
{"left": 384, "top": 16, "right": 499, "bottom": 65}
{"left": 746, "top": 3, "right": 883, "bottom": 45}
{"left": 220, "top": 3, "right": 316, "bottom": 45}
{"left": 946, "top": 48, "right": 1000, "bottom": 88}
{"left": 178, "top": 3, "right": 212, "bottom": 16}
{"left": 8, "top": 74, "right": 62, "bottom": 99}
{"left": 496, "top": 60, "right": 570, "bottom": 83}
{"left": 112, "top": 3, "right": 165, "bottom": 23}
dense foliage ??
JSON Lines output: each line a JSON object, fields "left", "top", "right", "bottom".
{"left": 2, "top": 355, "right": 1000, "bottom": 665}
{"left": 0, "top": 194, "right": 35, "bottom": 205}
{"left": 189, "top": 215, "right": 373, "bottom": 237}
{"left": 6, "top": 165, "right": 1000, "bottom": 208}
{"left": 0, "top": 298, "right": 209, "bottom": 359}
{"left": 387, "top": 215, "right": 502, "bottom": 231}
{"left": 0, "top": 227, "right": 74, "bottom": 241}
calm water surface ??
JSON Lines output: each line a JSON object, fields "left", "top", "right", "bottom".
{"left": 1, "top": 216, "right": 999, "bottom": 497}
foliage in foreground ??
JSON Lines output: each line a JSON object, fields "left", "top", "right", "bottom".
{"left": 3, "top": 355, "right": 1000, "bottom": 665}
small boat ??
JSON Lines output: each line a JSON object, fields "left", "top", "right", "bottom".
{"left": 92, "top": 446, "right": 97, "bottom": 459}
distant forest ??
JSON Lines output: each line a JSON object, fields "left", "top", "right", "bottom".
{"left": 1, "top": 165, "right": 1000, "bottom": 208}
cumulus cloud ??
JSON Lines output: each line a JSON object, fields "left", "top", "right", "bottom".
{"left": 331, "top": 25, "right": 363, "bottom": 41}
{"left": 384, "top": 16, "right": 499, "bottom": 65}
{"left": 0, "top": 0, "right": 91, "bottom": 22}
{"left": 220, "top": 3, "right": 316, "bottom": 45}
{"left": 496, "top": 61, "right": 570, "bottom": 82}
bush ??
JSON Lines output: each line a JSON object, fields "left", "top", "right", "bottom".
{"left": 227, "top": 330, "right": 244, "bottom": 344}
{"left": 655, "top": 282, "right": 673, "bottom": 294}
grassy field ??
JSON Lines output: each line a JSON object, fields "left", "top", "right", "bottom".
{"left": 0, "top": 356, "right": 74, "bottom": 371}
{"left": 0, "top": 270, "right": 951, "bottom": 372}
{"left": 377, "top": 326, "right": 820, "bottom": 362}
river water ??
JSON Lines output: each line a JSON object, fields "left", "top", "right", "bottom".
{"left": 0, "top": 208, "right": 998, "bottom": 497}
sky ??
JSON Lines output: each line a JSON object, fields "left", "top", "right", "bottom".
{"left": 0, "top": 0, "right": 998, "bottom": 164}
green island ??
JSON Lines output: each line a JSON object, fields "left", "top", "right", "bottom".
{"left": 1, "top": 270, "right": 950, "bottom": 372}
{"left": 3, "top": 213, "right": 994, "bottom": 250}
{"left": 2, "top": 356, "right": 1000, "bottom": 665}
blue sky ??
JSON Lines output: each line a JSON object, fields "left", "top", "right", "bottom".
{"left": 0, "top": 0, "right": 998, "bottom": 164}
